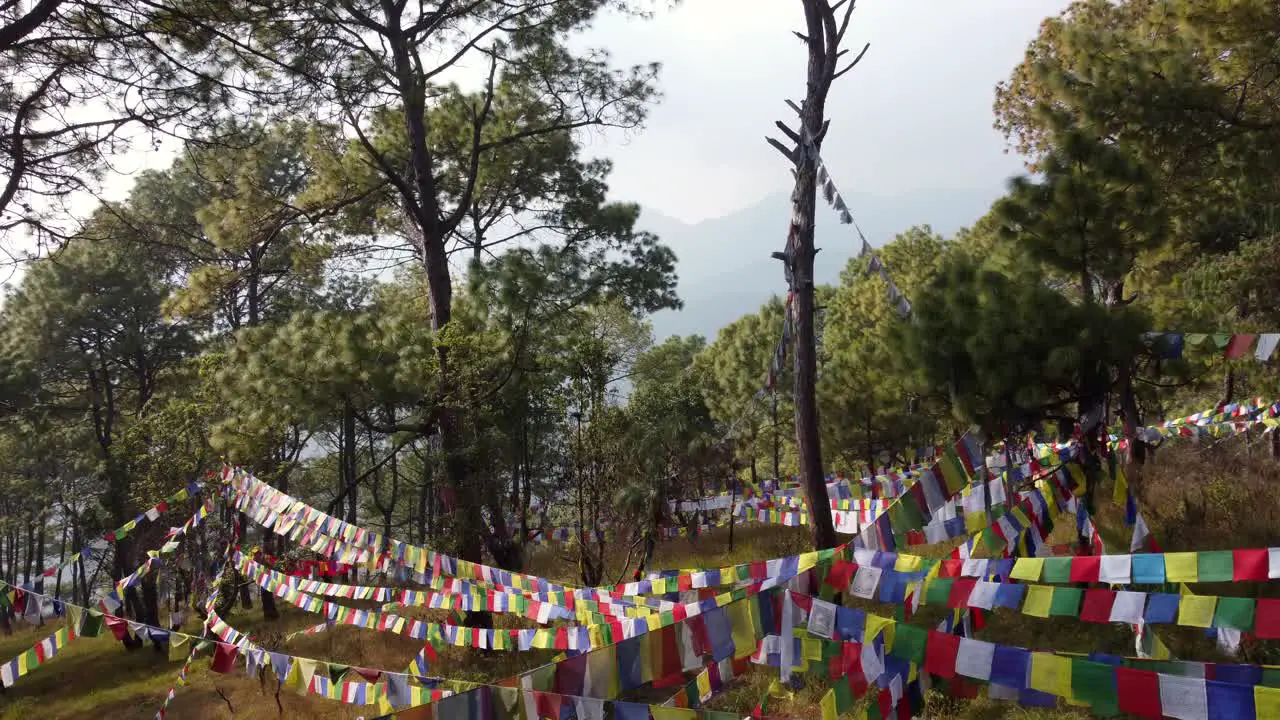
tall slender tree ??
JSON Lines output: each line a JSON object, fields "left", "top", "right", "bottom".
{"left": 765, "top": 0, "right": 870, "bottom": 549}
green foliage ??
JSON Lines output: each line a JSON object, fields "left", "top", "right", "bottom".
{"left": 899, "top": 257, "right": 1146, "bottom": 434}
{"left": 819, "top": 226, "right": 948, "bottom": 469}
{"left": 697, "top": 295, "right": 796, "bottom": 477}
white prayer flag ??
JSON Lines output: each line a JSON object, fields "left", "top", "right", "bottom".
{"left": 1099, "top": 555, "right": 1132, "bottom": 584}
{"left": 1158, "top": 674, "right": 1208, "bottom": 720}
{"left": 1110, "top": 591, "right": 1147, "bottom": 624}
{"left": 849, "top": 566, "right": 883, "bottom": 600}
{"left": 955, "top": 638, "right": 995, "bottom": 681}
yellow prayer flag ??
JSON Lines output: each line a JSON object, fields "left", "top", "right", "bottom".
{"left": 798, "top": 551, "right": 819, "bottom": 571}
{"left": 1178, "top": 595, "right": 1217, "bottom": 628}
{"left": 1257, "top": 686, "right": 1280, "bottom": 718}
{"left": 802, "top": 638, "right": 824, "bottom": 662}
{"left": 964, "top": 511, "right": 986, "bottom": 533}
{"left": 1029, "top": 652, "right": 1073, "bottom": 697}
{"left": 727, "top": 600, "right": 756, "bottom": 660}
{"left": 1011, "top": 557, "right": 1044, "bottom": 582}
{"left": 588, "top": 644, "right": 619, "bottom": 698}
{"left": 696, "top": 669, "right": 712, "bottom": 699}
{"left": 864, "top": 613, "right": 894, "bottom": 643}
{"left": 283, "top": 659, "right": 304, "bottom": 691}
{"left": 1165, "top": 552, "right": 1199, "bottom": 583}
{"left": 894, "top": 554, "right": 922, "bottom": 572}
{"left": 168, "top": 635, "right": 191, "bottom": 663}
{"left": 1112, "top": 464, "right": 1129, "bottom": 506}
{"left": 820, "top": 688, "right": 838, "bottom": 720}
{"left": 638, "top": 631, "right": 656, "bottom": 685}
{"left": 1067, "top": 464, "right": 1087, "bottom": 496}
{"left": 1022, "top": 585, "right": 1053, "bottom": 618}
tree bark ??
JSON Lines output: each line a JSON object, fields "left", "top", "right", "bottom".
{"left": 771, "top": 391, "right": 781, "bottom": 481}
{"left": 784, "top": 0, "right": 851, "bottom": 552}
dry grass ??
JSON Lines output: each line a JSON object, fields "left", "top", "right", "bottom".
{"left": 2, "top": 447, "right": 1278, "bottom": 718}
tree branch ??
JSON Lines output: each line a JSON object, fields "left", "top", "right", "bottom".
{"left": 833, "top": 42, "right": 870, "bottom": 80}
{"left": 765, "top": 136, "right": 798, "bottom": 164}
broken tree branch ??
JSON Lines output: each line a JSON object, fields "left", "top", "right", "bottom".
{"left": 765, "top": 137, "right": 799, "bottom": 163}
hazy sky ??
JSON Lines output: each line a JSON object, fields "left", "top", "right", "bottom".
{"left": 577, "top": 0, "right": 1072, "bottom": 223}
{"left": 97, "top": 0, "right": 1070, "bottom": 225}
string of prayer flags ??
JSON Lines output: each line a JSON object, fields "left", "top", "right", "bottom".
{"left": 0, "top": 623, "right": 78, "bottom": 688}
{"left": 1144, "top": 332, "right": 1280, "bottom": 361}
{"left": 811, "top": 154, "right": 912, "bottom": 318}
{"left": 37, "top": 479, "right": 203, "bottom": 582}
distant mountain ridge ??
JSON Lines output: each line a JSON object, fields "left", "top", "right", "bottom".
{"left": 638, "top": 187, "right": 1006, "bottom": 341}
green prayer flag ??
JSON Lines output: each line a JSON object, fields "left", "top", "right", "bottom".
{"left": 80, "top": 611, "right": 104, "bottom": 638}
{"left": 890, "top": 500, "right": 923, "bottom": 533}
{"left": 889, "top": 623, "right": 926, "bottom": 664}
{"left": 1041, "top": 557, "right": 1072, "bottom": 584}
{"left": 1049, "top": 587, "right": 1083, "bottom": 617}
{"left": 925, "top": 578, "right": 953, "bottom": 607}
{"left": 981, "top": 528, "right": 1004, "bottom": 553}
{"left": 1071, "top": 659, "right": 1119, "bottom": 716}
{"left": 1262, "top": 668, "right": 1280, "bottom": 688}
{"left": 833, "top": 676, "right": 855, "bottom": 712}
{"left": 1197, "top": 551, "right": 1234, "bottom": 583}
{"left": 1214, "top": 596, "right": 1256, "bottom": 631}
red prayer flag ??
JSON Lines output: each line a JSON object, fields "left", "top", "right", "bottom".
{"left": 1069, "top": 556, "right": 1101, "bottom": 583}
{"left": 1116, "top": 667, "right": 1162, "bottom": 718}
{"left": 660, "top": 626, "right": 682, "bottom": 678}
{"left": 534, "top": 691, "right": 562, "bottom": 720}
{"left": 1233, "top": 548, "right": 1269, "bottom": 581}
{"left": 826, "top": 560, "right": 857, "bottom": 590}
{"left": 924, "top": 630, "right": 959, "bottom": 679}
{"left": 877, "top": 688, "right": 893, "bottom": 719}
{"left": 1225, "top": 334, "right": 1257, "bottom": 359}
{"left": 670, "top": 603, "right": 688, "bottom": 623}
{"left": 939, "top": 559, "right": 963, "bottom": 578}
{"left": 1080, "top": 589, "right": 1117, "bottom": 623}
{"left": 211, "top": 642, "right": 238, "bottom": 674}
{"left": 1255, "top": 598, "right": 1280, "bottom": 639}
{"left": 105, "top": 615, "right": 130, "bottom": 642}
{"left": 947, "top": 579, "right": 976, "bottom": 609}
{"left": 948, "top": 677, "right": 979, "bottom": 698}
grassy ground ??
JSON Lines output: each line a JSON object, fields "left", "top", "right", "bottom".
{"left": 1, "top": 444, "right": 1277, "bottom": 719}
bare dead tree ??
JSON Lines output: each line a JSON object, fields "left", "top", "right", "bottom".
{"left": 766, "top": 0, "right": 869, "bottom": 550}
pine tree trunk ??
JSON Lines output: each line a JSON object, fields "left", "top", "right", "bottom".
{"left": 1119, "top": 359, "right": 1145, "bottom": 465}
{"left": 789, "top": 34, "right": 836, "bottom": 551}
{"left": 21, "top": 521, "right": 34, "bottom": 585}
